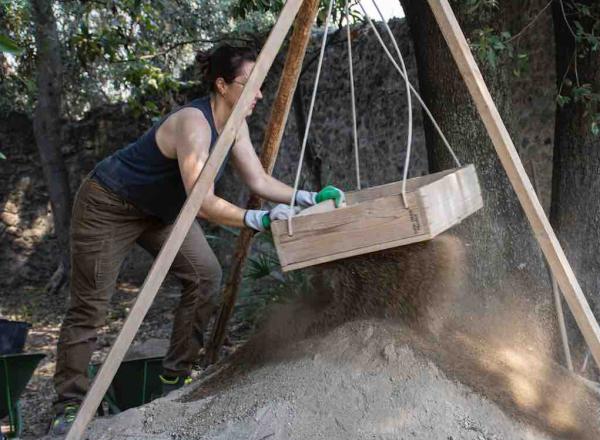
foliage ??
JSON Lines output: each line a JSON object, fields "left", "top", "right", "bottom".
{"left": 462, "top": 0, "right": 600, "bottom": 136}
{"left": 555, "top": 1, "right": 600, "bottom": 136}
{"left": 471, "top": 27, "right": 510, "bottom": 67}
{"left": 0, "top": 0, "right": 276, "bottom": 118}
{"left": 467, "top": 27, "right": 529, "bottom": 77}
{"left": 459, "top": 0, "right": 499, "bottom": 17}
{"left": 235, "top": 232, "right": 311, "bottom": 327}
{"left": 455, "top": 0, "right": 530, "bottom": 75}
{"left": 232, "top": 0, "right": 363, "bottom": 27}
{"left": 0, "top": 0, "right": 365, "bottom": 120}
{"left": 557, "top": 82, "right": 600, "bottom": 135}
{"left": 203, "top": 226, "right": 311, "bottom": 329}
{"left": 0, "top": 1, "right": 36, "bottom": 115}
{"left": 570, "top": 2, "right": 600, "bottom": 51}
{"left": 0, "top": 34, "right": 22, "bottom": 55}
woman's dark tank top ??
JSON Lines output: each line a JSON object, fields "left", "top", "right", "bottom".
{"left": 92, "top": 96, "right": 229, "bottom": 224}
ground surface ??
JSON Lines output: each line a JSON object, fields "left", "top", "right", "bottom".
{"left": 4, "top": 228, "right": 600, "bottom": 440}
{"left": 2, "top": 276, "right": 249, "bottom": 439}
{"left": 1, "top": 279, "right": 184, "bottom": 438}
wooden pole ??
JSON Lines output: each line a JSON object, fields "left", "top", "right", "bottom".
{"left": 65, "top": 1, "right": 304, "bottom": 438}
{"left": 427, "top": 0, "right": 600, "bottom": 367}
{"left": 206, "top": 0, "right": 320, "bottom": 365}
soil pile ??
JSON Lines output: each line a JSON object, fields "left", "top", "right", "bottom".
{"left": 76, "top": 235, "right": 599, "bottom": 440}
{"left": 79, "top": 318, "right": 599, "bottom": 440}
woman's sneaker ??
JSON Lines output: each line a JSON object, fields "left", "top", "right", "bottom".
{"left": 159, "top": 374, "right": 192, "bottom": 396}
{"left": 48, "top": 403, "right": 79, "bottom": 436}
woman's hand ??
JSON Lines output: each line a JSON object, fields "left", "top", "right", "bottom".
{"left": 244, "top": 204, "right": 301, "bottom": 232}
{"left": 295, "top": 186, "right": 346, "bottom": 208}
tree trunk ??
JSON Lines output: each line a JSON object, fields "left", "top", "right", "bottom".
{"left": 339, "top": 0, "right": 564, "bottom": 359}
{"left": 399, "top": 0, "right": 549, "bottom": 293}
{"left": 551, "top": 1, "right": 600, "bottom": 362}
{"left": 32, "top": 0, "right": 71, "bottom": 293}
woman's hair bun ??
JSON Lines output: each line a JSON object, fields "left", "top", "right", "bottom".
{"left": 195, "top": 50, "right": 211, "bottom": 79}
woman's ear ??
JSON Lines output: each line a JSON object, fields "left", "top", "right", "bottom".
{"left": 215, "top": 77, "right": 227, "bottom": 96}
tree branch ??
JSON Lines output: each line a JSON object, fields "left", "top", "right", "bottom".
{"left": 505, "top": 0, "right": 553, "bottom": 44}
{"left": 111, "top": 37, "right": 256, "bottom": 63}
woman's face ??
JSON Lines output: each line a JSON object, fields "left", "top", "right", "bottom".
{"left": 219, "top": 60, "right": 263, "bottom": 116}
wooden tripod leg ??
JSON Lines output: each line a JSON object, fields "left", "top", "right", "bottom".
{"left": 427, "top": 0, "right": 600, "bottom": 367}
{"left": 205, "top": 0, "right": 320, "bottom": 365}
{"left": 65, "top": 1, "right": 304, "bottom": 438}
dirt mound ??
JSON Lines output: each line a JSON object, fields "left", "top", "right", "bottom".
{"left": 79, "top": 319, "right": 598, "bottom": 440}
{"left": 75, "top": 234, "right": 599, "bottom": 440}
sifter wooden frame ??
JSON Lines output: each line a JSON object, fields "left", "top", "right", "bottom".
{"left": 272, "top": 165, "right": 483, "bottom": 271}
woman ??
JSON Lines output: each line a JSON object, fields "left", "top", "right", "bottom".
{"left": 49, "top": 44, "right": 344, "bottom": 434}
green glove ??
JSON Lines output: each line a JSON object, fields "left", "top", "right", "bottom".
{"left": 315, "top": 185, "right": 345, "bottom": 208}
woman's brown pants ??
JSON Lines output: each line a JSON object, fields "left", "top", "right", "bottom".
{"left": 53, "top": 177, "right": 222, "bottom": 411}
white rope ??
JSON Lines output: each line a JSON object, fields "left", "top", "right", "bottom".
{"left": 345, "top": 0, "right": 361, "bottom": 190}
{"left": 361, "top": 0, "right": 412, "bottom": 206}
{"left": 581, "top": 349, "right": 591, "bottom": 374}
{"left": 371, "top": 0, "right": 413, "bottom": 206}
{"left": 552, "top": 275, "right": 574, "bottom": 371}
{"left": 360, "top": 4, "right": 462, "bottom": 171}
{"left": 287, "top": 0, "right": 335, "bottom": 236}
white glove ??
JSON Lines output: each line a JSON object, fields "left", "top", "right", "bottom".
{"left": 295, "top": 190, "right": 317, "bottom": 208}
{"left": 244, "top": 204, "right": 301, "bottom": 232}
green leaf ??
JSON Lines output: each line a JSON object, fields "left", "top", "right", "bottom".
{"left": 573, "top": 84, "right": 592, "bottom": 101}
{"left": 592, "top": 121, "right": 599, "bottom": 137}
{"left": 0, "top": 35, "right": 22, "bottom": 55}
{"left": 556, "top": 95, "right": 571, "bottom": 107}
{"left": 492, "top": 40, "right": 506, "bottom": 51}
{"left": 486, "top": 48, "right": 497, "bottom": 68}
{"left": 143, "top": 100, "right": 159, "bottom": 115}
{"left": 245, "top": 253, "right": 277, "bottom": 280}
{"left": 0, "top": 151, "right": 6, "bottom": 160}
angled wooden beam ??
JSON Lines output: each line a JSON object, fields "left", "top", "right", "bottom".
{"left": 65, "top": 1, "right": 304, "bottom": 438}
{"left": 206, "top": 0, "right": 320, "bottom": 365}
{"left": 427, "top": 0, "right": 600, "bottom": 366}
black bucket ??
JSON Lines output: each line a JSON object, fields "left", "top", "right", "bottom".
{"left": 0, "top": 319, "right": 31, "bottom": 355}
